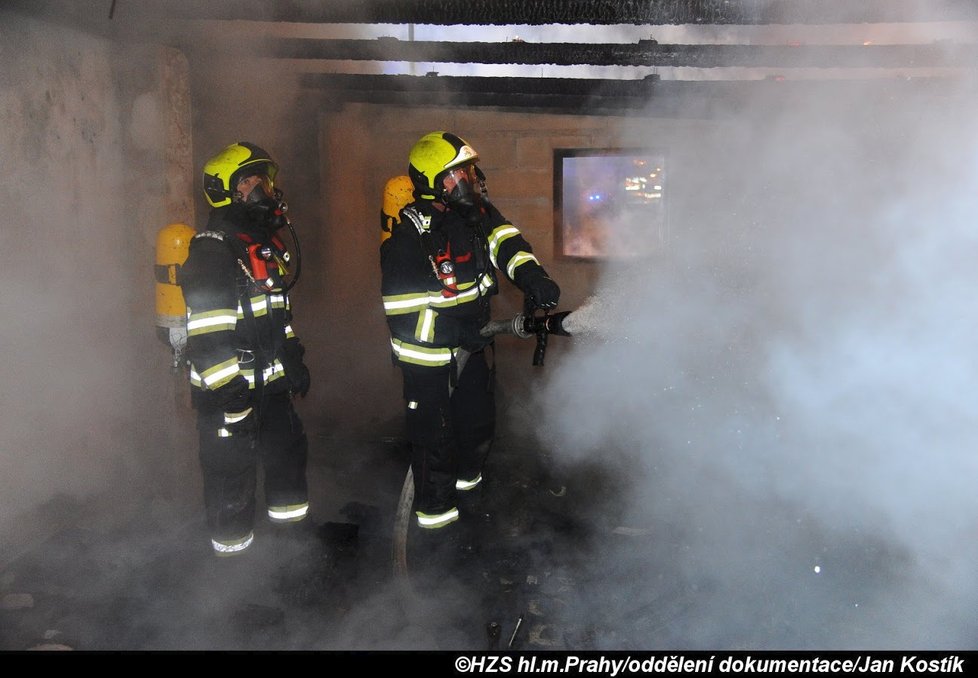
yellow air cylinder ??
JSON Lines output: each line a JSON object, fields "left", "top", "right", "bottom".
{"left": 381, "top": 175, "right": 415, "bottom": 244}
{"left": 155, "top": 223, "right": 195, "bottom": 367}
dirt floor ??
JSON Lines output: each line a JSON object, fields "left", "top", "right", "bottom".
{"left": 3, "top": 408, "right": 975, "bottom": 651}
{"left": 0, "top": 413, "right": 611, "bottom": 651}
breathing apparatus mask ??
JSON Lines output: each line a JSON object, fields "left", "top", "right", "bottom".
{"left": 440, "top": 163, "right": 489, "bottom": 225}
{"left": 238, "top": 173, "right": 291, "bottom": 232}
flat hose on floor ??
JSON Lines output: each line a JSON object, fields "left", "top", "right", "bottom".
{"left": 391, "top": 467, "right": 414, "bottom": 580}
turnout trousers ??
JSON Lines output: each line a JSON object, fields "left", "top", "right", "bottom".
{"left": 196, "top": 392, "right": 309, "bottom": 554}
{"left": 402, "top": 349, "right": 495, "bottom": 529}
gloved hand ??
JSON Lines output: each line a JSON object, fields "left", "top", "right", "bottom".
{"left": 290, "top": 362, "right": 311, "bottom": 398}
{"left": 281, "top": 341, "right": 310, "bottom": 398}
{"left": 522, "top": 272, "right": 561, "bottom": 310}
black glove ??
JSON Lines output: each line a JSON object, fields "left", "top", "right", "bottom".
{"left": 281, "top": 341, "right": 310, "bottom": 398}
{"left": 290, "top": 362, "right": 311, "bottom": 398}
{"left": 522, "top": 272, "right": 561, "bottom": 310}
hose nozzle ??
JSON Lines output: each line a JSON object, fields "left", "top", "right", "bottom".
{"left": 477, "top": 308, "right": 574, "bottom": 367}
{"left": 522, "top": 310, "right": 573, "bottom": 367}
{"left": 531, "top": 310, "right": 572, "bottom": 338}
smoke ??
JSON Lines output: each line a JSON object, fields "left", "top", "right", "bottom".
{"left": 530, "top": 68, "right": 978, "bottom": 647}
{"left": 6, "top": 0, "right": 978, "bottom": 651}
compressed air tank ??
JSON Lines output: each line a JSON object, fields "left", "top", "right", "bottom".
{"left": 155, "top": 222, "right": 195, "bottom": 367}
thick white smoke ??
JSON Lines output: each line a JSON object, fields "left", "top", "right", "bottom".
{"left": 531, "top": 79, "right": 978, "bottom": 648}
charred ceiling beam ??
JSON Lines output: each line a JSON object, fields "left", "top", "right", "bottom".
{"left": 149, "top": 0, "right": 978, "bottom": 25}
{"left": 301, "top": 72, "right": 659, "bottom": 111}
{"left": 300, "top": 72, "right": 962, "bottom": 115}
{"left": 270, "top": 38, "right": 978, "bottom": 69}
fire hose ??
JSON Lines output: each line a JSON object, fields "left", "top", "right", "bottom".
{"left": 479, "top": 306, "right": 573, "bottom": 367}
{"left": 391, "top": 304, "right": 575, "bottom": 586}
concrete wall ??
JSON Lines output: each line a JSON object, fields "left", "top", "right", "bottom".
{"left": 0, "top": 10, "right": 195, "bottom": 554}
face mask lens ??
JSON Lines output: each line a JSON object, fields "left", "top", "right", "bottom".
{"left": 441, "top": 165, "right": 484, "bottom": 221}
{"left": 442, "top": 166, "right": 479, "bottom": 199}
{"left": 240, "top": 174, "right": 275, "bottom": 204}
{"left": 440, "top": 167, "right": 466, "bottom": 192}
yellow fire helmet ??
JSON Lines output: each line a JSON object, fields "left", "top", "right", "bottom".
{"left": 407, "top": 131, "right": 479, "bottom": 201}
{"left": 381, "top": 175, "right": 416, "bottom": 243}
{"left": 202, "top": 142, "right": 279, "bottom": 208}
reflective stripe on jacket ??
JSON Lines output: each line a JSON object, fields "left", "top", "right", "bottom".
{"left": 380, "top": 201, "right": 544, "bottom": 370}
{"left": 181, "top": 204, "right": 302, "bottom": 402}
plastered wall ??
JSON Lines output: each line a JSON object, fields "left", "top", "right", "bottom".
{"left": 0, "top": 10, "right": 195, "bottom": 553}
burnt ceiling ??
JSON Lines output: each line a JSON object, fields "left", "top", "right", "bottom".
{"left": 13, "top": 0, "right": 978, "bottom": 114}
{"left": 130, "top": 0, "right": 978, "bottom": 26}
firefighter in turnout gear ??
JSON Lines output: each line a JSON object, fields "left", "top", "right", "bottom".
{"left": 180, "top": 142, "right": 311, "bottom": 556}
{"left": 381, "top": 131, "right": 561, "bottom": 547}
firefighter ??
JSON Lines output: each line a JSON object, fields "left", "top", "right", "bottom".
{"left": 380, "top": 132, "right": 560, "bottom": 555}
{"left": 180, "top": 142, "right": 311, "bottom": 557}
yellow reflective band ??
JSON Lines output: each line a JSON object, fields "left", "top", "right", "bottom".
{"left": 477, "top": 272, "right": 495, "bottom": 292}
{"left": 386, "top": 277, "right": 497, "bottom": 317}
{"left": 384, "top": 292, "right": 431, "bottom": 315}
{"left": 223, "top": 408, "right": 252, "bottom": 425}
{"left": 488, "top": 224, "right": 519, "bottom": 267}
{"left": 212, "top": 532, "right": 254, "bottom": 555}
{"left": 248, "top": 296, "right": 269, "bottom": 318}
{"left": 264, "top": 359, "right": 285, "bottom": 381}
{"left": 240, "top": 360, "right": 286, "bottom": 386}
{"left": 284, "top": 324, "right": 295, "bottom": 339}
{"left": 416, "top": 308, "right": 436, "bottom": 342}
{"left": 186, "top": 308, "right": 237, "bottom": 336}
{"left": 390, "top": 338, "right": 454, "bottom": 366}
{"left": 429, "top": 285, "right": 478, "bottom": 307}
{"left": 416, "top": 507, "right": 460, "bottom": 529}
{"left": 268, "top": 502, "right": 309, "bottom": 523}
{"left": 506, "top": 252, "right": 539, "bottom": 280}
{"left": 201, "top": 357, "right": 240, "bottom": 389}
{"left": 456, "top": 474, "right": 483, "bottom": 491}
{"left": 269, "top": 294, "right": 286, "bottom": 309}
